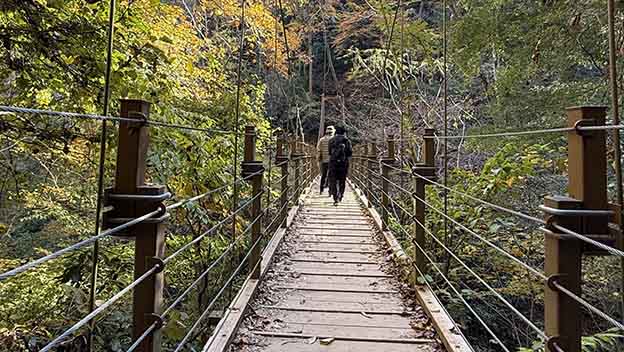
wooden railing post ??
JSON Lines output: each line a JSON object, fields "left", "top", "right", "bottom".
{"left": 381, "top": 136, "right": 396, "bottom": 230}
{"left": 542, "top": 106, "right": 610, "bottom": 352}
{"left": 242, "top": 125, "right": 264, "bottom": 279}
{"left": 291, "top": 138, "right": 303, "bottom": 202}
{"left": 412, "top": 128, "right": 437, "bottom": 277}
{"left": 104, "top": 99, "right": 169, "bottom": 352}
{"left": 366, "top": 142, "right": 376, "bottom": 208}
{"left": 276, "top": 134, "right": 289, "bottom": 228}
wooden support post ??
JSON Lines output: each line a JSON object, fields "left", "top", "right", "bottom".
{"left": 105, "top": 99, "right": 169, "bottom": 352}
{"left": 276, "top": 135, "right": 289, "bottom": 228}
{"left": 366, "top": 142, "right": 376, "bottom": 208}
{"left": 413, "top": 128, "right": 436, "bottom": 277}
{"left": 543, "top": 106, "right": 608, "bottom": 352}
{"left": 291, "top": 138, "right": 303, "bottom": 202}
{"left": 242, "top": 125, "right": 264, "bottom": 279}
{"left": 381, "top": 136, "right": 396, "bottom": 230}
{"left": 361, "top": 144, "right": 368, "bottom": 198}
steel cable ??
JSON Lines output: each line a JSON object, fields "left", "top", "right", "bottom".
{"left": 409, "top": 213, "right": 547, "bottom": 339}
{"left": 173, "top": 235, "right": 264, "bottom": 352}
{"left": 0, "top": 105, "right": 237, "bottom": 135}
{"left": 410, "top": 191, "right": 547, "bottom": 280}
{"left": 164, "top": 190, "right": 264, "bottom": 263}
{"left": 40, "top": 264, "right": 160, "bottom": 352}
{"left": 0, "top": 207, "right": 162, "bottom": 281}
{"left": 551, "top": 281, "right": 624, "bottom": 331}
{"left": 376, "top": 208, "right": 511, "bottom": 351}
{"left": 548, "top": 224, "right": 624, "bottom": 258}
{"left": 409, "top": 170, "right": 546, "bottom": 225}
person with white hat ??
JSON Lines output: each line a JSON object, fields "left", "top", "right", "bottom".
{"left": 317, "top": 125, "right": 335, "bottom": 195}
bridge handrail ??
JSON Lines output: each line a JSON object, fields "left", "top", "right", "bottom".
{"left": 350, "top": 105, "right": 624, "bottom": 352}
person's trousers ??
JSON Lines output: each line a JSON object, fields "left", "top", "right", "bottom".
{"left": 329, "top": 162, "right": 348, "bottom": 202}
{"left": 320, "top": 162, "right": 329, "bottom": 192}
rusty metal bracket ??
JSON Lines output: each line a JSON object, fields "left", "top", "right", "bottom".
{"left": 546, "top": 336, "right": 564, "bottom": 352}
{"left": 546, "top": 274, "right": 565, "bottom": 291}
{"left": 107, "top": 192, "right": 172, "bottom": 202}
{"left": 381, "top": 157, "right": 395, "bottom": 165}
{"left": 539, "top": 205, "right": 613, "bottom": 218}
{"left": 241, "top": 161, "right": 265, "bottom": 178}
{"left": 146, "top": 313, "right": 165, "bottom": 330}
{"left": 573, "top": 119, "right": 595, "bottom": 137}
{"left": 147, "top": 257, "right": 165, "bottom": 274}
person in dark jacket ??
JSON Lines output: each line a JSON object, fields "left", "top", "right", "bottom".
{"left": 328, "top": 126, "right": 353, "bottom": 205}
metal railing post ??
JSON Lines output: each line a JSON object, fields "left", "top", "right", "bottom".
{"left": 542, "top": 106, "right": 610, "bottom": 352}
{"left": 412, "top": 128, "right": 436, "bottom": 277}
{"left": 104, "top": 99, "right": 169, "bottom": 352}
{"left": 242, "top": 125, "right": 264, "bottom": 279}
{"left": 381, "top": 136, "right": 396, "bottom": 230}
{"left": 276, "top": 134, "right": 289, "bottom": 228}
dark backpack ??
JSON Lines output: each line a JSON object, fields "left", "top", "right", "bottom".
{"left": 331, "top": 142, "right": 347, "bottom": 164}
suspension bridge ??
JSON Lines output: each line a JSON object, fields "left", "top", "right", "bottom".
{"left": 2, "top": 102, "right": 624, "bottom": 352}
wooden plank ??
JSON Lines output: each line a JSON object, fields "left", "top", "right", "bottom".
{"left": 271, "top": 270, "right": 392, "bottom": 278}
{"left": 267, "top": 289, "right": 404, "bottom": 304}
{"left": 297, "top": 249, "right": 377, "bottom": 254}
{"left": 256, "top": 337, "right": 436, "bottom": 352}
{"left": 275, "top": 286, "right": 397, "bottom": 294}
{"left": 251, "top": 331, "right": 436, "bottom": 344}
{"left": 298, "top": 234, "right": 373, "bottom": 240}
{"left": 203, "top": 187, "right": 314, "bottom": 352}
{"left": 259, "top": 305, "right": 407, "bottom": 315}
{"left": 276, "top": 298, "right": 406, "bottom": 312}
{"left": 290, "top": 258, "right": 378, "bottom": 264}
{"left": 348, "top": 179, "right": 475, "bottom": 352}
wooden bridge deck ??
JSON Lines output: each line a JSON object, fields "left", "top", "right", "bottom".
{"left": 222, "top": 184, "right": 443, "bottom": 352}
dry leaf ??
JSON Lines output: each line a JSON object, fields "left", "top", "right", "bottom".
{"left": 307, "top": 336, "right": 317, "bottom": 344}
{"left": 320, "top": 337, "right": 335, "bottom": 345}
{"left": 360, "top": 311, "right": 372, "bottom": 319}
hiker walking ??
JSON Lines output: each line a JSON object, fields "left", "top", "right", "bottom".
{"left": 328, "top": 126, "right": 352, "bottom": 205}
{"left": 317, "top": 125, "right": 335, "bottom": 194}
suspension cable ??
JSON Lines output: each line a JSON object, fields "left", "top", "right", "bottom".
{"left": 424, "top": 126, "right": 574, "bottom": 140}
{"left": 0, "top": 106, "right": 237, "bottom": 135}
{"left": 547, "top": 224, "right": 624, "bottom": 258}
{"left": 400, "top": 168, "right": 546, "bottom": 225}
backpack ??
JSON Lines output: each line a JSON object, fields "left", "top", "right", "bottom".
{"left": 331, "top": 142, "right": 347, "bottom": 165}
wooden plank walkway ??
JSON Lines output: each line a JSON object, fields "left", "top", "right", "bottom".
{"left": 226, "top": 184, "right": 444, "bottom": 352}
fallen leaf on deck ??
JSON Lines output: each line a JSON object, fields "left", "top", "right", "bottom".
{"left": 307, "top": 336, "right": 317, "bottom": 344}
{"left": 360, "top": 311, "right": 372, "bottom": 319}
{"left": 320, "top": 337, "right": 335, "bottom": 345}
